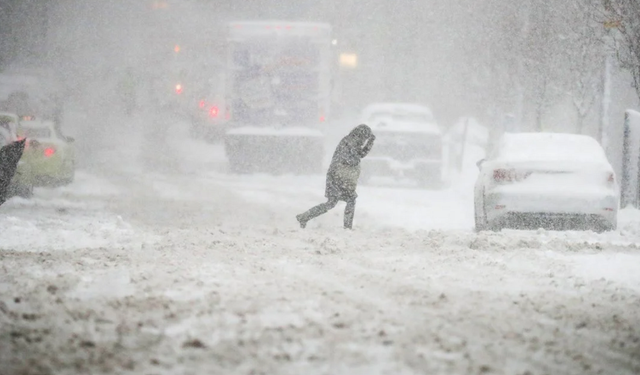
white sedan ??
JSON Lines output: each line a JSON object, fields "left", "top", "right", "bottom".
{"left": 474, "top": 132, "right": 619, "bottom": 232}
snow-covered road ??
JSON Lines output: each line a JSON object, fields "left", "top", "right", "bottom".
{"left": 1, "top": 115, "right": 639, "bottom": 374}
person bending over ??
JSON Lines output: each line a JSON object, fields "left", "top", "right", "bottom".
{"left": 296, "top": 124, "right": 375, "bottom": 229}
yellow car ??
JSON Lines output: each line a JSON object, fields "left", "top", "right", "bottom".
{"left": 17, "top": 118, "right": 76, "bottom": 186}
{"left": 0, "top": 112, "right": 33, "bottom": 198}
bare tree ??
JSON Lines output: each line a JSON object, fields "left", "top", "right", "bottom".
{"left": 561, "top": 0, "right": 606, "bottom": 133}
{"left": 519, "top": 0, "right": 569, "bottom": 132}
{"left": 601, "top": 0, "right": 640, "bottom": 100}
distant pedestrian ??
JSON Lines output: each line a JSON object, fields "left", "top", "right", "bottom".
{"left": 296, "top": 124, "right": 375, "bottom": 229}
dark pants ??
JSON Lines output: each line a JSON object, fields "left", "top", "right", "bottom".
{"left": 297, "top": 196, "right": 356, "bottom": 229}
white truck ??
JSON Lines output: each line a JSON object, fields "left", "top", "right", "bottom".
{"left": 222, "top": 21, "right": 333, "bottom": 174}
{"left": 358, "top": 103, "right": 444, "bottom": 188}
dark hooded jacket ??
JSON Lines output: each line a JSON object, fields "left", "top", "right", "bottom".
{"left": 325, "top": 124, "right": 374, "bottom": 200}
{"left": 0, "top": 139, "right": 26, "bottom": 206}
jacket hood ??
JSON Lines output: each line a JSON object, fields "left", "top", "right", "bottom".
{"left": 348, "top": 124, "right": 372, "bottom": 143}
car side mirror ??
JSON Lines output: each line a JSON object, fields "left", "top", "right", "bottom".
{"left": 476, "top": 158, "right": 485, "bottom": 170}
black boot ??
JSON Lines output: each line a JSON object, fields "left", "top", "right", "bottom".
{"left": 297, "top": 198, "right": 339, "bottom": 229}
{"left": 296, "top": 214, "right": 307, "bottom": 229}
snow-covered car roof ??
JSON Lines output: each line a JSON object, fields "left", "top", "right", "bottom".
{"left": 496, "top": 132, "right": 609, "bottom": 165}
{"left": 360, "top": 103, "right": 440, "bottom": 135}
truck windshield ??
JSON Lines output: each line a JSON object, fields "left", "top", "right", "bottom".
{"left": 370, "top": 132, "right": 442, "bottom": 161}
{"left": 230, "top": 38, "right": 324, "bottom": 125}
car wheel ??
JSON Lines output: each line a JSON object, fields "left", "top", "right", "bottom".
{"left": 61, "top": 175, "right": 75, "bottom": 185}
{"left": 474, "top": 190, "right": 488, "bottom": 232}
{"left": 474, "top": 205, "right": 487, "bottom": 232}
{"left": 487, "top": 221, "right": 501, "bottom": 232}
{"left": 13, "top": 183, "right": 33, "bottom": 199}
{"left": 594, "top": 221, "right": 616, "bottom": 233}
{"left": 61, "top": 163, "right": 75, "bottom": 185}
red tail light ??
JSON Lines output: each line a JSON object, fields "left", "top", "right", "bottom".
{"left": 493, "top": 169, "right": 530, "bottom": 183}
{"left": 493, "top": 169, "right": 513, "bottom": 182}
{"left": 319, "top": 115, "right": 326, "bottom": 122}
{"left": 44, "top": 147, "right": 56, "bottom": 157}
{"left": 199, "top": 100, "right": 206, "bottom": 108}
{"left": 209, "top": 106, "right": 219, "bottom": 118}
{"left": 175, "top": 84, "right": 183, "bottom": 95}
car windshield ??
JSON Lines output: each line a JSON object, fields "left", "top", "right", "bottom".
{"left": 230, "top": 38, "right": 323, "bottom": 125}
{"left": 369, "top": 132, "right": 441, "bottom": 160}
{"left": 498, "top": 134, "right": 607, "bottom": 164}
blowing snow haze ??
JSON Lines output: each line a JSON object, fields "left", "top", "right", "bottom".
{"left": 1, "top": 1, "right": 640, "bottom": 374}
{"left": 2, "top": 1, "right": 638, "bottom": 129}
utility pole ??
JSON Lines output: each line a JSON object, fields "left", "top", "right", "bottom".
{"left": 601, "top": 10, "right": 621, "bottom": 152}
{"left": 601, "top": 47, "right": 612, "bottom": 151}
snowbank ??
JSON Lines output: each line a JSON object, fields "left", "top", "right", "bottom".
{"left": 0, "top": 172, "right": 155, "bottom": 252}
